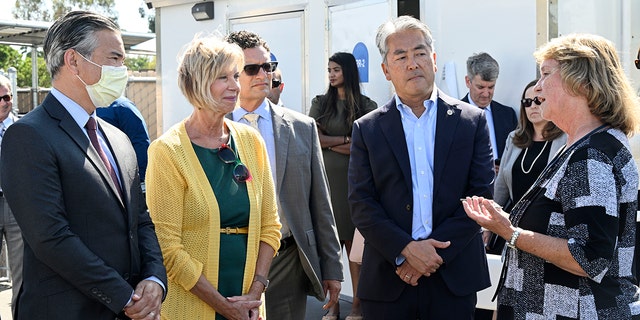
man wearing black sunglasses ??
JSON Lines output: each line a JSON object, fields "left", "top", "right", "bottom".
{"left": 226, "top": 31, "right": 343, "bottom": 320}
{"left": 0, "top": 74, "right": 22, "bottom": 316}
{"left": 267, "top": 68, "right": 284, "bottom": 106}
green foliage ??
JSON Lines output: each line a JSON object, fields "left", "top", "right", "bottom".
{"left": 1, "top": 45, "right": 51, "bottom": 88}
{"left": 16, "top": 52, "right": 51, "bottom": 88}
{"left": 13, "top": 0, "right": 51, "bottom": 21}
{"left": 138, "top": 2, "right": 155, "bottom": 33}
{"left": 125, "top": 55, "right": 155, "bottom": 71}
{"left": 14, "top": 0, "right": 117, "bottom": 22}
{"left": 0, "top": 45, "right": 23, "bottom": 69}
{"left": 9, "top": 0, "right": 155, "bottom": 87}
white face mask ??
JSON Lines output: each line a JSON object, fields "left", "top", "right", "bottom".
{"left": 76, "top": 52, "right": 128, "bottom": 107}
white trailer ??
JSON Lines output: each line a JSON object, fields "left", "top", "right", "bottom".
{"left": 145, "top": 0, "right": 639, "bottom": 132}
{"left": 145, "top": 0, "right": 640, "bottom": 310}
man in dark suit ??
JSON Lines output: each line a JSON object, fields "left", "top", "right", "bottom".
{"left": 461, "top": 52, "right": 517, "bottom": 172}
{"left": 226, "top": 31, "right": 343, "bottom": 320}
{"left": 0, "top": 11, "right": 166, "bottom": 320}
{"left": 348, "top": 16, "right": 493, "bottom": 319}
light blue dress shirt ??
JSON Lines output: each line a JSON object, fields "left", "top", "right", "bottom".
{"left": 467, "top": 96, "right": 498, "bottom": 160}
{"left": 231, "top": 100, "right": 277, "bottom": 185}
{"left": 51, "top": 88, "right": 121, "bottom": 183}
{"left": 395, "top": 87, "right": 438, "bottom": 241}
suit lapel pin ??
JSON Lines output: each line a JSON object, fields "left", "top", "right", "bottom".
{"left": 447, "top": 109, "right": 454, "bottom": 116}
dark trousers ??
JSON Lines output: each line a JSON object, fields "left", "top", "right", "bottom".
{"left": 361, "top": 272, "right": 476, "bottom": 320}
{"left": 265, "top": 243, "right": 308, "bottom": 320}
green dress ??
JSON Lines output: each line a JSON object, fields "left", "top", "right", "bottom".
{"left": 192, "top": 137, "right": 250, "bottom": 320}
{"left": 309, "top": 94, "right": 377, "bottom": 240}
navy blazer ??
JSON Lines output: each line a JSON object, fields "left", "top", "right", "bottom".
{"left": 461, "top": 94, "right": 517, "bottom": 159}
{"left": 348, "top": 90, "right": 493, "bottom": 302}
{"left": 1, "top": 94, "right": 167, "bottom": 320}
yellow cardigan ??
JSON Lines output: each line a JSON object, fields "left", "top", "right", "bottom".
{"left": 146, "top": 119, "right": 281, "bottom": 320}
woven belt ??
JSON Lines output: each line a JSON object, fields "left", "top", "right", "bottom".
{"left": 220, "top": 227, "right": 249, "bottom": 234}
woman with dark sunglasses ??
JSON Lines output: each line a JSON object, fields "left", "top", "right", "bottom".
{"left": 146, "top": 35, "right": 281, "bottom": 320}
{"left": 483, "top": 79, "right": 566, "bottom": 254}
{"left": 309, "top": 52, "right": 377, "bottom": 320}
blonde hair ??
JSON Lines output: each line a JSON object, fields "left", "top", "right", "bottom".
{"left": 177, "top": 34, "right": 244, "bottom": 111}
{"left": 534, "top": 33, "right": 640, "bottom": 135}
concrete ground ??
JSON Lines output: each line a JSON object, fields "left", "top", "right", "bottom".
{"left": 0, "top": 280, "right": 11, "bottom": 320}
{"left": 0, "top": 246, "right": 357, "bottom": 320}
{"left": 305, "top": 294, "right": 353, "bottom": 320}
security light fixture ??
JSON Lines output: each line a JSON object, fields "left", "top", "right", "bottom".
{"left": 192, "top": 1, "right": 214, "bottom": 21}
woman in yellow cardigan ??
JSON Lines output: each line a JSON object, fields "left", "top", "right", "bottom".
{"left": 146, "top": 35, "right": 281, "bottom": 320}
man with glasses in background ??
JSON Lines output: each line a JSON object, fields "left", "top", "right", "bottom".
{"left": 267, "top": 68, "right": 284, "bottom": 106}
{"left": 0, "top": 74, "right": 22, "bottom": 317}
{"left": 226, "top": 30, "right": 343, "bottom": 320}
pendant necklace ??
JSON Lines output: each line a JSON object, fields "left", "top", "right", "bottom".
{"left": 520, "top": 140, "right": 549, "bottom": 174}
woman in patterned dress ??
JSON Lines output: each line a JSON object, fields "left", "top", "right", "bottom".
{"left": 463, "top": 33, "right": 640, "bottom": 319}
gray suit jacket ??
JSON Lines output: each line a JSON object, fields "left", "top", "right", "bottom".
{"left": 268, "top": 102, "right": 343, "bottom": 299}
{"left": 1, "top": 94, "right": 167, "bottom": 320}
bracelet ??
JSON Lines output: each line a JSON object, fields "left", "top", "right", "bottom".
{"left": 507, "top": 227, "right": 523, "bottom": 249}
{"left": 253, "top": 274, "right": 269, "bottom": 292}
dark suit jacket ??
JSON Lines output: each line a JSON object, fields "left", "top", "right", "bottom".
{"left": 0, "top": 94, "right": 167, "bottom": 320}
{"left": 348, "top": 90, "right": 493, "bottom": 303}
{"left": 461, "top": 94, "right": 517, "bottom": 159}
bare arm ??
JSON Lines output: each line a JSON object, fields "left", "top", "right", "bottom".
{"left": 189, "top": 274, "right": 261, "bottom": 320}
{"left": 462, "top": 197, "right": 587, "bottom": 277}
{"left": 227, "top": 242, "right": 276, "bottom": 320}
{"left": 317, "top": 125, "right": 351, "bottom": 154}
{"left": 509, "top": 228, "right": 587, "bottom": 276}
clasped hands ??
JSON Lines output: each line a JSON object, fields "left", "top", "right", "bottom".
{"left": 123, "top": 280, "right": 164, "bottom": 320}
{"left": 396, "top": 239, "right": 450, "bottom": 286}
{"left": 225, "top": 293, "right": 262, "bottom": 320}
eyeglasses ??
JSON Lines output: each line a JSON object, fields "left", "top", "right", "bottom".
{"left": 218, "top": 143, "right": 252, "bottom": 183}
{"left": 272, "top": 79, "right": 281, "bottom": 88}
{"left": 243, "top": 62, "right": 278, "bottom": 76}
{"left": 0, "top": 94, "right": 12, "bottom": 102}
{"left": 521, "top": 97, "right": 543, "bottom": 108}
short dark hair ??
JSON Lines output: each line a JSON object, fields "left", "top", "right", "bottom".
{"left": 225, "top": 30, "right": 270, "bottom": 52}
{"left": 466, "top": 52, "right": 499, "bottom": 81}
{"left": 43, "top": 10, "right": 120, "bottom": 78}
